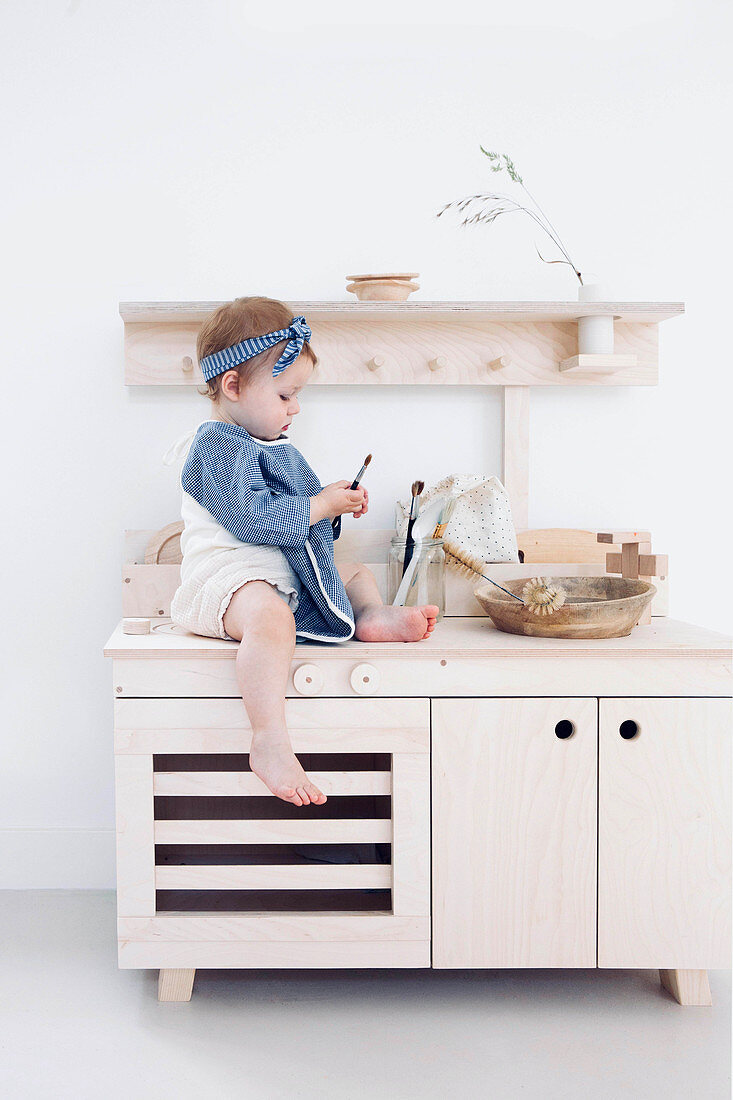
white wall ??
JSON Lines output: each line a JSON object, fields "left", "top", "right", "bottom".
{"left": 2, "top": 1, "right": 731, "bottom": 887}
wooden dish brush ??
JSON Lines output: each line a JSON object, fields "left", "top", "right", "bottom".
{"left": 445, "top": 546, "right": 568, "bottom": 615}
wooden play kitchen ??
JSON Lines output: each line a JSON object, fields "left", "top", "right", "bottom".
{"left": 106, "top": 299, "right": 732, "bottom": 1005}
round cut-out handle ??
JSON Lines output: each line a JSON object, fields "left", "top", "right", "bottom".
{"left": 350, "top": 663, "right": 380, "bottom": 695}
{"left": 293, "top": 663, "right": 324, "bottom": 696}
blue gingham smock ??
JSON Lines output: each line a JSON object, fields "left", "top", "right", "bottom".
{"left": 180, "top": 421, "right": 355, "bottom": 642}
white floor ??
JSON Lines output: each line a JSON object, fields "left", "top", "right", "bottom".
{"left": 1, "top": 891, "right": 730, "bottom": 1100}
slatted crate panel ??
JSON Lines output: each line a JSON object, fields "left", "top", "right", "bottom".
{"left": 114, "top": 699, "right": 431, "bottom": 966}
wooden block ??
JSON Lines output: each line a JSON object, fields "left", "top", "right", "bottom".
{"left": 597, "top": 531, "right": 651, "bottom": 544}
{"left": 639, "top": 553, "right": 668, "bottom": 576}
{"left": 122, "top": 618, "right": 151, "bottom": 635}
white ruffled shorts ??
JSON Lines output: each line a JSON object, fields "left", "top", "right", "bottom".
{"left": 170, "top": 546, "right": 302, "bottom": 642}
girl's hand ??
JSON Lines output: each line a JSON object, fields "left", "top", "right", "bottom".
{"left": 353, "top": 487, "right": 369, "bottom": 518}
{"left": 311, "top": 481, "right": 366, "bottom": 524}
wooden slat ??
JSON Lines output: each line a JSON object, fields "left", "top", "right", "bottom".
{"left": 154, "top": 818, "right": 392, "bottom": 845}
{"left": 119, "top": 939, "right": 430, "bottom": 969}
{"left": 153, "top": 770, "right": 391, "bottom": 797}
{"left": 115, "top": 755, "right": 155, "bottom": 916}
{"left": 120, "top": 913, "right": 428, "bottom": 941}
{"left": 120, "top": 726, "right": 426, "bottom": 754}
{"left": 117, "top": 696, "right": 429, "bottom": 731}
{"left": 155, "top": 863, "right": 391, "bottom": 890}
{"left": 391, "top": 754, "right": 430, "bottom": 917}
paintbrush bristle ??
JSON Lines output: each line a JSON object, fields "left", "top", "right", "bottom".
{"left": 411, "top": 479, "right": 424, "bottom": 496}
{"left": 363, "top": 454, "right": 372, "bottom": 466}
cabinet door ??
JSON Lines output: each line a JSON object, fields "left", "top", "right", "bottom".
{"left": 432, "top": 698, "right": 597, "bottom": 968}
{"left": 599, "top": 698, "right": 732, "bottom": 969}
{"left": 115, "top": 697, "right": 431, "bottom": 969}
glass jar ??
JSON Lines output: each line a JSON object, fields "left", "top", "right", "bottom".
{"left": 387, "top": 536, "right": 445, "bottom": 621}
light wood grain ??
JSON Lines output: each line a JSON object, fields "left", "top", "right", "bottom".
{"left": 115, "top": 755, "right": 155, "bottom": 917}
{"left": 391, "top": 753, "right": 430, "bottom": 917}
{"left": 153, "top": 770, "right": 391, "bottom": 796}
{"left": 106, "top": 616, "right": 730, "bottom": 662}
{"left": 111, "top": 656, "right": 732, "bottom": 712}
{"left": 121, "top": 940, "right": 431, "bottom": 969}
{"left": 432, "top": 698, "right": 598, "bottom": 968}
{"left": 155, "top": 863, "right": 392, "bottom": 890}
{"left": 503, "top": 387, "right": 529, "bottom": 530}
{"left": 120, "top": 914, "right": 429, "bottom": 941}
{"left": 659, "top": 969, "right": 713, "bottom": 1006}
{"left": 154, "top": 818, "right": 392, "bottom": 845}
{"left": 598, "top": 698, "right": 732, "bottom": 969}
{"left": 158, "top": 968, "right": 195, "bottom": 1002}
{"left": 120, "top": 301, "right": 685, "bottom": 324}
{"left": 124, "top": 316, "right": 660, "bottom": 386}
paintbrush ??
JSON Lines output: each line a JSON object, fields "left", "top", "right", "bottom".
{"left": 401, "top": 480, "right": 424, "bottom": 578}
{"left": 332, "top": 454, "right": 372, "bottom": 539}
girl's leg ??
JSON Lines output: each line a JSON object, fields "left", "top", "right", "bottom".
{"left": 337, "top": 562, "right": 440, "bottom": 642}
{"left": 223, "top": 581, "right": 326, "bottom": 807}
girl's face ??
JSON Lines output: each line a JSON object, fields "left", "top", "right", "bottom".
{"left": 216, "top": 353, "right": 314, "bottom": 441}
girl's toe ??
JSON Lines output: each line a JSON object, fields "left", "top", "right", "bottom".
{"left": 296, "top": 785, "right": 311, "bottom": 805}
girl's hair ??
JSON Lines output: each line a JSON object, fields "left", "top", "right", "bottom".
{"left": 196, "top": 296, "right": 318, "bottom": 401}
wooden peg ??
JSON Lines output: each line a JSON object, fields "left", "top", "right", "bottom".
{"left": 428, "top": 356, "right": 447, "bottom": 372}
{"left": 366, "top": 355, "right": 384, "bottom": 372}
{"left": 488, "top": 355, "right": 510, "bottom": 371}
{"left": 181, "top": 356, "right": 194, "bottom": 373}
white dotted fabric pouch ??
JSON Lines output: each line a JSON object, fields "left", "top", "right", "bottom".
{"left": 396, "top": 474, "right": 520, "bottom": 564}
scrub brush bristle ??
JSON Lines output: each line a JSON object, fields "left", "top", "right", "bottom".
{"left": 522, "top": 577, "right": 567, "bottom": 616}
{"left": 445, "top": 547, "right": 567, "bottom": 614}
{"left": 444, "top": 546, "right": 525, "bottom": 604}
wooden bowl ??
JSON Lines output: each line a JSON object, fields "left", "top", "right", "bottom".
{"left": 346, "top": 275, "right": 420, "bottom": 301}
{"left": 474, "top": 575, "right": 657, "bottom": 639}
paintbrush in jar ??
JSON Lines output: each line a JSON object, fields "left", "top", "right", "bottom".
{"left": 401, "top": 480, "right": 424, "bottom": 578}
{"left": 332, "top": 454, "right": 372, "bottom": 538}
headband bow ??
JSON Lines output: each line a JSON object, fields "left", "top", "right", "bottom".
{"left": 199, "top": 315, "right": 312, "bottom": 382}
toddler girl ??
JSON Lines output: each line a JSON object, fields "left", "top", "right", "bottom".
{"left": 169, "top": 296, "right": 439, "bottom": 807}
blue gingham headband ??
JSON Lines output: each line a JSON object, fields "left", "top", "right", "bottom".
{"left": 199, "top": 315, "right": 312, "bottom": 382}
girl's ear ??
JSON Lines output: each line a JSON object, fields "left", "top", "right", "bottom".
{"left": 220, "top": 369, "right": 240, "bottom": 398}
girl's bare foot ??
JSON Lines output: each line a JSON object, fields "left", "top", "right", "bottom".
{"left": 354, "top": 604, "right": 439, "bottom": 642}
{"left": 249, "top": 734, "right": 327, "bottom": 807}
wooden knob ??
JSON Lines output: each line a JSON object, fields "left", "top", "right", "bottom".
{"left": 122, "top": 618, "right": 151, "bottom": 635}
{"left": 366, "top": 355, "right": 384, "bottom": 372}
{"left": 488, "top": 355, "right": 510, "bottom": 371}
{"left": 293, "top": 663, "right": 324, "bottom": 696}
{"left": 350, "top": 663, "right": 380, "bottom": 695}
{"left": 428, "top": 356, "right": 447, "bottom": 372}
{"left": 181, "top": 356, "right": 194, "bottom": 373}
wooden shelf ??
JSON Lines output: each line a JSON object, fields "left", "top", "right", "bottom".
{"left": 120, "top": 301, "right": 685, "bottom": 324}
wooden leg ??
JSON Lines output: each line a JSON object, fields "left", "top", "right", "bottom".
{"left": 659, "top": 969, "right": 712, "bottom": 1006}
{"left": 158, "top": 968, "right": 196, "bottom": 1002}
